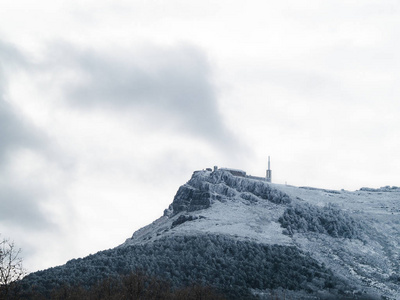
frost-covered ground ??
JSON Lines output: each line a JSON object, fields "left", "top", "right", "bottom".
{"left": 123, "top": 170, "right": 293, "bottom": 247}
{"left": 122, "top": 170, "right": 400, "bottom": 299}
{"left": 279, "top": 184, "right": 400, "bottom": 299}
{"left": 124, "top": 194, "right": 291, "bottom": 247}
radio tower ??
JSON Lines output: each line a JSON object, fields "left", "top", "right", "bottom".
{"left": 266, "top": 156, "right": 272, "bottom": 183}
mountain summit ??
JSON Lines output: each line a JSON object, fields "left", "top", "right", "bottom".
{"left": 21, "top": 169, "right": 400, "bottom": 299}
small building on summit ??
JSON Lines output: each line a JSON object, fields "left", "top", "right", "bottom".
{"left": 212, "top": 157, "right": 272, "bottom": 182}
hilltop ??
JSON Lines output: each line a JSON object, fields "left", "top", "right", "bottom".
{"left": 18, "top": 169, "right": 400, "bottom": 299}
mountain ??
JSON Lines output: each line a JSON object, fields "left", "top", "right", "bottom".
{"left": 19, "top": 168, "right": 400, "bottom": 299}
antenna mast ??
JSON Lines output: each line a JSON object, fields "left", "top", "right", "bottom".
{"left": 266, "top": 156, "right": 272, "bottom": 183}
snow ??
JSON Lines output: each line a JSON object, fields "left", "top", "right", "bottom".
{"left": 123, "top": 189, "right": 292, "bottom": 247}
{"left": 170, "top": 200, "right": 292, "bottom": 245}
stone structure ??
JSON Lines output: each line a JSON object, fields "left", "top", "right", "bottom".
{"left": 211, "top": 159, "right": 272, "bottom": 183}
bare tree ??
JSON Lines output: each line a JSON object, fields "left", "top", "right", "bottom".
{"left": 0, "top": 236, "right": 25, "bottom": 299}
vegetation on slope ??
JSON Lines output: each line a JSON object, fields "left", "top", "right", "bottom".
{"left": 279, "top": 203, "right": 364, "bottom": 239}
{"left": 20, "top": 234, "right": 350, "bottom": 299}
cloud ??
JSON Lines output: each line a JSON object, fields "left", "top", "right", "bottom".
{"left": 0, "top": 40, "right": 27, "bottom": 69}
{"left": 46, "top": 43, "right": 244, "bottom": 153}
{"left": 0, "top": 108, "right": 55, "bottom": 232}
{"left": 0, "top": 100, "right": 43, "bottom": 163}
{"left": 0, "top": 40, "right": 56, "bottom": 231}
{"left": 0, "top": 185, "right": 53, "bottom": 229}
{"left": 0, "top": 41, "right": 44, "bottom": 163}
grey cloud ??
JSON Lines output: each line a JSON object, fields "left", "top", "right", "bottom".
{"left": 53, "top": 43, "right": 244, "bottom": 152}
{"left": 0, "top": 40, "right": 55, "bottom": 231}
{"left": 0, "top": 185, "right": 54, "bottom": 230}
{"left": 0, "top": 41, "right": 45, "bottom": 163}
{"left": 0, "top": 101, "right": 55, "bottom": 232}
{"left": 0, "top": 40, "right": 27, "bottom": 69}
{"left": 0, "top": 100, "right": 43, "bottom": 163}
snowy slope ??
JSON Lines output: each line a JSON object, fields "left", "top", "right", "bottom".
{"left": 123, "top": 184, "right": 291, "bottom": 247}
{"left": 279, "top": 184, "right": 400, "bottom": 298}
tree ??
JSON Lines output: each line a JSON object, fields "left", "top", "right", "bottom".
{"left": 0, "top": 236, "right": 25, "bottom": 299}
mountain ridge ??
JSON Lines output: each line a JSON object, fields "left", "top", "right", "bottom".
{"left": 19, "top": 169, "right": 400, "bottom": 299}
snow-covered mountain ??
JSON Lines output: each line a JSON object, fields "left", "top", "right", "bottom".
{"left": 21, "top": 169, "right": 400, "bottom": 299}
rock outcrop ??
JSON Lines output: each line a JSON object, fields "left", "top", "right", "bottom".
{"left": 167, "top": 169, "right": 291, "bottom": 216}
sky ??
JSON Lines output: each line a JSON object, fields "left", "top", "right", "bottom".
{"left": 0, "top": 0, "right": 399, "bottom": 273}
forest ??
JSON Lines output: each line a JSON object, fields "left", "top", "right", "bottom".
{"left": 17, "top": 234, "right": 352, "bottom": 299}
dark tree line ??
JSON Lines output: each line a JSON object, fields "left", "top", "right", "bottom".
{"left": 14, "top": 271, "right": 226, "bottom": 300}
{"left": 19, "top": 234, "right": 351, "bottom": 299}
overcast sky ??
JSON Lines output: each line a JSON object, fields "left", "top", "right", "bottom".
{"left": 1, "top": 0, "right": 399, "bottom": 273}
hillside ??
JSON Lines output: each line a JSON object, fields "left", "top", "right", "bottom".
{"left": 19, "top": 169, "right": 400, "bottom": 299}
